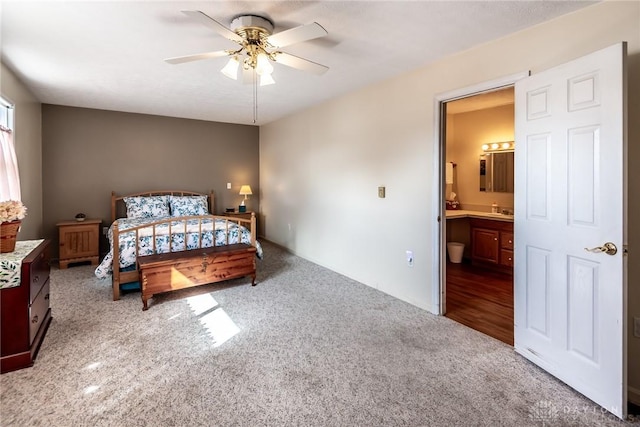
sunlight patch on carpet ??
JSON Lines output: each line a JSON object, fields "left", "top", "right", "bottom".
{"left": 83, "top": 362, "right": 102, "bottom": 370}
{"left": 83, "top": 385, "right": 100, "bottom": 395}
{"left": 187, "top": 293, "right": 240, "bottom": 347}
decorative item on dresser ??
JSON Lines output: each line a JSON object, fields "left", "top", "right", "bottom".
{"left": 94, "top": 190, "right": 262, "bottom": 305}
{"left": 0, "top": 239, "right": 52, "bottom": 373}
{"left": 0, "top": 199, "right": 27, "bottom": 253}
{"left": 57, "top": 219, "right": 101, "bottom": 268}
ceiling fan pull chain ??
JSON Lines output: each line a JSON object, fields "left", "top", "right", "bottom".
{"left": 253, "top": 70, "right": 258, "bottom": 124}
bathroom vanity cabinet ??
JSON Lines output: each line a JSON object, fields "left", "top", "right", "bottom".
{"left": 470, "top": 218, "right": 513, "bottom": 274}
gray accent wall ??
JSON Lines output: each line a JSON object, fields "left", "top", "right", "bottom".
{"left": 42, "top": 105, "right": 259, "bottom": 257}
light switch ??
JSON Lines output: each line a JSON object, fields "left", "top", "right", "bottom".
{"left": 378, "top": 186, "right": 385, "bottom": 198}
{"left": 227, "top": 183, "right": 231, "bottom": 190}
{"left": 406, "top": 250, "right": 414, "bottom": 267}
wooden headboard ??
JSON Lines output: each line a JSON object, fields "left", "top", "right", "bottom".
{"left": 110, "top": 190, "right": 216, "bottom": 222}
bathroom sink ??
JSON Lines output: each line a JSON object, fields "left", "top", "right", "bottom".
{"left": 484, "top": 212, "right": 514, "bottom": 219}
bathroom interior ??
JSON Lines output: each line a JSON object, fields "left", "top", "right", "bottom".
{"left": 444, "top": 86, "right": 515, "bottom": 345}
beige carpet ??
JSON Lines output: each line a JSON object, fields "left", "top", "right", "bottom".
{"left": 1, "top": 240, "right": 637, "bottom": 426}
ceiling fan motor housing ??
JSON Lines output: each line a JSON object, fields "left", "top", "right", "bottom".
{"left": 230, "top": 15, "right": 274, "bottom": 40}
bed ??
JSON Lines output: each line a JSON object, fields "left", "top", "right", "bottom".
{"left": 94, "top": 190, "right": 262, "bottom": 302}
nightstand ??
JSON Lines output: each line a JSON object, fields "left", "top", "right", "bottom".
{"left": 56, "top": 219, "right": 101, "bottom": 268}
{"left": 223, "top": 211, "right": 258, "bottom": 236}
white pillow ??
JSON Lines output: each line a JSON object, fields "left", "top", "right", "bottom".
{"left": 123, "top": 196, "right": 171, "bottom": 219}
{"left": 169, "top": 195, "right": 208, "bottom": 216}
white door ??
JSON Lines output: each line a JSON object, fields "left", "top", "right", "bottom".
{"left": 514, "top": 43, "right": 627, "bottom": 418}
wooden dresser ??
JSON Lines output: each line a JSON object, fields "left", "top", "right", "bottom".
{"left": 1, "top": 240, "right": 52, "bottom": 373}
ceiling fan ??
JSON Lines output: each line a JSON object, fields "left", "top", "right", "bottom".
{"left": 165, "top": 10, "right": 329, "bottom": 85}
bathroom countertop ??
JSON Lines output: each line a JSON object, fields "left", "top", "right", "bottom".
{"left": 445, "top": 209, "right": 514, "bottom": 222}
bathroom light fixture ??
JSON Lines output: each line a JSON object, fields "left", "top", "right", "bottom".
{"left": 482, "top": 141, "right": 514, "bottom": 152}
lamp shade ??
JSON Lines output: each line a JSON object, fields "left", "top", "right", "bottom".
{"left": 255, "top": 53, "right": 273, "bottom": 76}
{"left": 221, "top": 57, "right": 239, "bottom": 80}
{"left": 260, "top": 73, "right": 275, "bottom": 86}
{"left": 239, "top": 185, "right": 253, "bottom": 197}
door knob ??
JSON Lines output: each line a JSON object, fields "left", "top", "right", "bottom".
{"left": 584, "top": 242, "right": 617, "bottom": 255}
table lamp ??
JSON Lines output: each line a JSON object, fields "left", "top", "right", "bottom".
{"left": 239, "top": 185, "right": 252, "bottom": 212}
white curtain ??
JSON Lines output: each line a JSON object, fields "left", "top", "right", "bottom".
{"left": 0, "top": 125, "right": 21, "bottom": 201}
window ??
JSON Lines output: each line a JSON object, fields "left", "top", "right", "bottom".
{"left": 0, "top": 96, "right": 20, "bottom": 201}
{"left": 0, "top": 99, "right": 14, "bottom": 129}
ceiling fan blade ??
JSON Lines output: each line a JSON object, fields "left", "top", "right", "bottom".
{"left": 266, "top": 22, "right": 327, "bottom": 48}
{"left": 181, "top": 10, "right": 243, "bottom": 43}
{"left": 274, "top": 52, "right": 329, "bottom": 75}
{"left": 165, "top": 50, "right": 229, "bottom": 64}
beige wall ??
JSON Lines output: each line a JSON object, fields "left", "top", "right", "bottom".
{"left": 0, "top": 63, "right": 43, "bottom": 239}
{"left": 260, "top": 1, "right": 640, "bottom": 402}
{"left": 447, "top": 104, "right": 515, "bottom": 212}
{"left": 42, "top": 105, "right": 259, "bottom": 255}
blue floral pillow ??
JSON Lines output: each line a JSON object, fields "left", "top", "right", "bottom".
{"left": 169, "top": 195, "right": 208, "bottom": 216}
{"left": 124, "top": 196, "right": 170, "bottom": 219}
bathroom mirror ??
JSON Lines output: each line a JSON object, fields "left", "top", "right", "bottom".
{"left": 480, "top": 151, "right": 514, "bottom": 193}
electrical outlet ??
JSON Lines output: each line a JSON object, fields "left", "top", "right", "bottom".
{"left": 406, "top": 250, "right": 413, "bottom": 267}
{"left": 634, "top": 317, "right": 640, "bottom": 338}
{"left": 378, "top": 186, "right": 385, "bottom": 198}
{"left": 226, "top": 182, "right": 231, "bottom": 190}
{"left": 102, "top": 226, "right": 109, "bottom": 236}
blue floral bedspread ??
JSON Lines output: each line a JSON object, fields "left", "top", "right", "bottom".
{"left": 94, "top": 216, "right": 262, "bottom": 279}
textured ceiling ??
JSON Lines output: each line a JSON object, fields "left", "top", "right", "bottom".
{"left": 1, "top": 1, "right": 595, "bottom": 126}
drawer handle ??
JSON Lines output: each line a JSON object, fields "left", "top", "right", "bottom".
{"left": 508, "top": 240, "right": 513, "bottom": 244}
{"left": 32, "top": 315, "right": 39, "bottom": 324}
{"left": 494, "top": 237, "right": 498, "bottom": 241}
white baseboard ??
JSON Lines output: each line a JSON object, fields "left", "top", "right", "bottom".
{"left": 629, "top": 386, "right": 640, "bottom": 406}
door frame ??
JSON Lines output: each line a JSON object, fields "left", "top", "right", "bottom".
{"left": 431, "top": 71, "right": 529, "bottom": 315}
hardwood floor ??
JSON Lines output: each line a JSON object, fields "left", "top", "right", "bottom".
{"left": 445, "top": 262, "right": 514, "bottom": 346}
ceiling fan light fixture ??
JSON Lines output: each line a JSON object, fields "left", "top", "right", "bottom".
{"left": 260, "top": 73, "right": 275, "bottom": 86}
{"left": 221, "top": 57, "right": 239, "bottom": 80}
{"left": 168, "top": 11, "right": 330, "bottom": 123}
{"left": 255, "top": 53, "right": 274, "bottom": 76}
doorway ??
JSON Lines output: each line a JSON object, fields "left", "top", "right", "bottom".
{"left": 433, "top": 44, "right": 627, "bottom": 418}
{"left": 442, "top": 87, "right": 515, "bottom": 345}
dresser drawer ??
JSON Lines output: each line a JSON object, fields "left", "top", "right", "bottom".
{"left": 29, "top": 247, "right": 50, "bottom": 303}
{"left": 29, "top": 278, "right": 50, "bottom": 344}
